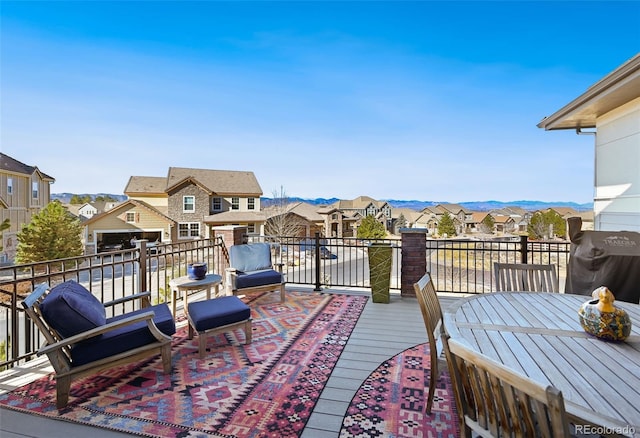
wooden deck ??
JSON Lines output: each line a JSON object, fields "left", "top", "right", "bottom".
{"left": 0, "top": 287, "right": 461, "bottom": 438}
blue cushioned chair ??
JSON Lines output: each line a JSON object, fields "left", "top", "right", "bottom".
{"left": 22, "top": 281, "right": 176, "bottom": 408}
{"left": 226, "top": 243, "right": 285, "bottom": 302}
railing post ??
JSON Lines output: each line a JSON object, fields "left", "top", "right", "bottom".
{"left": 139, "top": 240, "right": 148, "bottom": 293}
{"left": 520, "top": 235, "right": 529, "bottom": 264}
{"left": 314, "top": 232, "right": 322, "bottom": 291}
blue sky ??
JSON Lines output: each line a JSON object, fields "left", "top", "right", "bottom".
{"left": 2, "top": 1, "right": 639, "bottom": 204}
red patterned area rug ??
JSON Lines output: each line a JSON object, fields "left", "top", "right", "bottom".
{"left": 340, "top": 343, "right": 460, "bottom": 438}
{"left": 0, "top": 291, "right": 368, "bottom": 438}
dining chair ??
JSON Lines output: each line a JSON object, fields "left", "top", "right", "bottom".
{"left": 442, "top": 333, "right": 571, "bottom": 438}
{"left": 493, "top": 262, "right": 559, "bottom": 293}
{"left": 413, "top": 272, "right": 447, "bottom": 415}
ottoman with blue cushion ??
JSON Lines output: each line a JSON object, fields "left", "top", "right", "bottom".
{"left": 187, "top": 296, "right": 252, "bottom": 358}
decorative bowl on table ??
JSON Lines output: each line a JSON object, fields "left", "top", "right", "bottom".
{"left": 187, "top": 262, "right": 207, "bottom": 280}
{"left": 578, "top": 286, "right": 632, "bottom": 342}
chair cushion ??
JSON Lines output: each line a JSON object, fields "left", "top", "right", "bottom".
{"left": 39, "top": 280, "right": 107, "bottom": 338}
{"left": 230, "top": 243, "right": 272, "bottom": 272}
{"left": 235, "top": 269, "right": 283, "bottom": 289}
{"left": 70, "top": 303, "right": 176, "bottom": 367}
{"left": 188, "top": 296, "right": 251, "bottom": 332}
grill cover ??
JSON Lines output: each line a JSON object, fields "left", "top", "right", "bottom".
{"left": 566, "top": 217, "right": 640, "bottom": 304}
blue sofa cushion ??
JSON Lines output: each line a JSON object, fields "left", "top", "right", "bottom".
{"left": 236, "top": 269, "right": 283, "bottom": 289}
{"left": 188, "top": 296, "right": 251, "bottom": 332}
{"left": 40, "top": 280, "right": 106, "bottom": 339}
{"left": 70, "top": 303, "right": 176, "bottom": 367}
{"left": 230, "top": 243, "right": 272, "bottom": 272}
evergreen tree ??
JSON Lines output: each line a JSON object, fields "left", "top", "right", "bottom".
{"left": 480, "top": 215, "right": 495, "bottom": 234}
{"left": 95, "top": 195, "right": 117, "bottom": 202}
{"left": 357, "top": 215, "right": 386, "bottom": 239}
{"left": 15, "top": 200, "right": 84, "bottom": 263}
{"left": 69, "top": 194, "right": 91, "bottom": 204}
{"left": 437, "top": 212, "right": 457, "bottom": 237}
{"left": 528, "top": 210, "right": 566, "bottom": 240}
{"left": 395, "top": 213, "right": 407, "bottom": 233}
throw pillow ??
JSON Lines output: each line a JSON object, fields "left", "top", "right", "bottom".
{"left": 39, "top": 280, "right": 107, "bottom": 338}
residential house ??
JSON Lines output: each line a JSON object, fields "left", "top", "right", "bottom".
{"left": 317, "top": 206, "right": 361, "bottom": 238}
{"left": 419, "top": 204, "right": 472, "bottom": 235}
{"left": 318, "top": 196, "right": 393, "bottom": 238}
{"left": 415, "top": 207, "right": 440, "bottom": 234}
{"left": 538, "top": 53, "right": 640, "bottom": 231}
{"left": 492, "top": 214, "right": 517, "bottom": 234}
{"left": 0, "top": 153, "right": 55, "bottom": 262}
{"left": 263, "top": 201, "right": 324, "bottom": 238}
{"left": 390, "top": 207, "right": 424, "bottom": 233}
{"left": 80, "top": 167, "right": 264, "bottom": 253}
{"left": 468, "top": 212, "right": 495, "bottom": 234}
{"left": 489, "top": 206, "right": 531, "bottom": 233}
{"left": 82, "top": 199, "right": 175, "bottom": 253}
{"left": 65, "top": 200, "right": 120, "bottom": 221}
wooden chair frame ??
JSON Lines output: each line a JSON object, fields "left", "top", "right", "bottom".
{"left": 494, "top": 262, "right": 559, "bottom": 293}
{"left": 225, "top": 243, "right": 286, "bottom": 302}
{"left": 22, "top": 283, "right": 173, "bottom": 408}
{"left": 413, "top": 272, "right": 447, "bottom": 415}
{"left": 442, "top": 334, "right": 570, "bottom": 438}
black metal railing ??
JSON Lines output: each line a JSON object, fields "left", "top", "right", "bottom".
{"left": 0, "top": 234, "right": 570, "bottom": 370}
{"left": 0, "top": 237, "right": 227, "bottom": 370}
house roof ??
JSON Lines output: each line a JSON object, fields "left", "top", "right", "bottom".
{"left": 0, "top": 153, "right": 55, "bottom": 181}
{"left": 124, "top": 176, "right": 168, "bottom": 195}
{"left": 392, "top": 208, "right": 422, "bottom": 221}
{"left": 436, "top": 203, "right": 471, "bottom": 214}
{"left": 166, "top": 167, "right": 262, "bottom": 196}
{"left": 470, "top": 212, "right": 490, "bottom": 223}
{"left": 82, "top": 199, "right": 175, "bottom": 226}
{"left": 331, "top": 196, "right": 388, "bottom": 210}
{"left": 493, "top": 215, "right": 515, "bottom": 224}
{"left": 537, "top": 53, "right": 640, "bottom": 130}
{"left": 287, "top": 202, "right": 324, "bottom": 222}
{"left": 545, "top": 207, "right": 578, "bottom": 216}
{"left": 203, "top": 211, "right": 266, "bottom": 224}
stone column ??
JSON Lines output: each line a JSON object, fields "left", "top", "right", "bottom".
{"left": 400, "top": 228, "right": 428, "bottom": 297}
{"left": 212, "top": 225, "right": 248, "bottom": 248}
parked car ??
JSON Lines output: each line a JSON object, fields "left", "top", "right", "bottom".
{"left": 98, "top": 242, "right": 123, "bottom": 253}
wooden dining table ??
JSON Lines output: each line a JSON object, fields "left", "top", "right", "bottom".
{"left": 443, "top": 291, "right": 640, "bottom": 437}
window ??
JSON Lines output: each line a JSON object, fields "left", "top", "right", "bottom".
{"left": 248, "top": 197, "right": 255, "bottom": 210}
{"left": 232, "top": 197, "right": 239, "bottom": 210}
{"left": 183, "top": 196, "right": 195, "bottom": 212}
{"left": 247, "top": 223, "right": 255, "bottom": 233}
{"left": 126, "top": 212, "right": 135, "bottom": 223}
{"left": 178, "top": 222, "right": 200, "bottom": 238}
{"left": 32, "top": 181, "right": 38, "bottom": 199}
{"left": 7, "top": 178, "right": 12, "bottom": 195}
{"left": 212, "top": 197, "right": 222, "bottom": 211}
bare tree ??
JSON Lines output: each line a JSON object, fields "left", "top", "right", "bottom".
{"left": 263, "top": 186, "right": 305, "bottom": 239}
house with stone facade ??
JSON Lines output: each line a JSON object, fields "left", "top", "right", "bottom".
{"left": 0, "top": 153, "right": 55, "bottom": 263}
{"left": 317, "top": 196, "right": 393, "bottom": 238}
{"left": 81, "top": 167, "right": 264, "bottom": 253}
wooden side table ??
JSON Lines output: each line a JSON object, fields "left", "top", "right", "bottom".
{"left": 169, "top": 273, "right": 223, "bottom": 316}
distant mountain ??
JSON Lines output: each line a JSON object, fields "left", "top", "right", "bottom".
{"left": 52, "top": 193, "right": 592, "bottom": 212}
{"left": 264, "top": 197, "right": 593, "bottom": 212}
